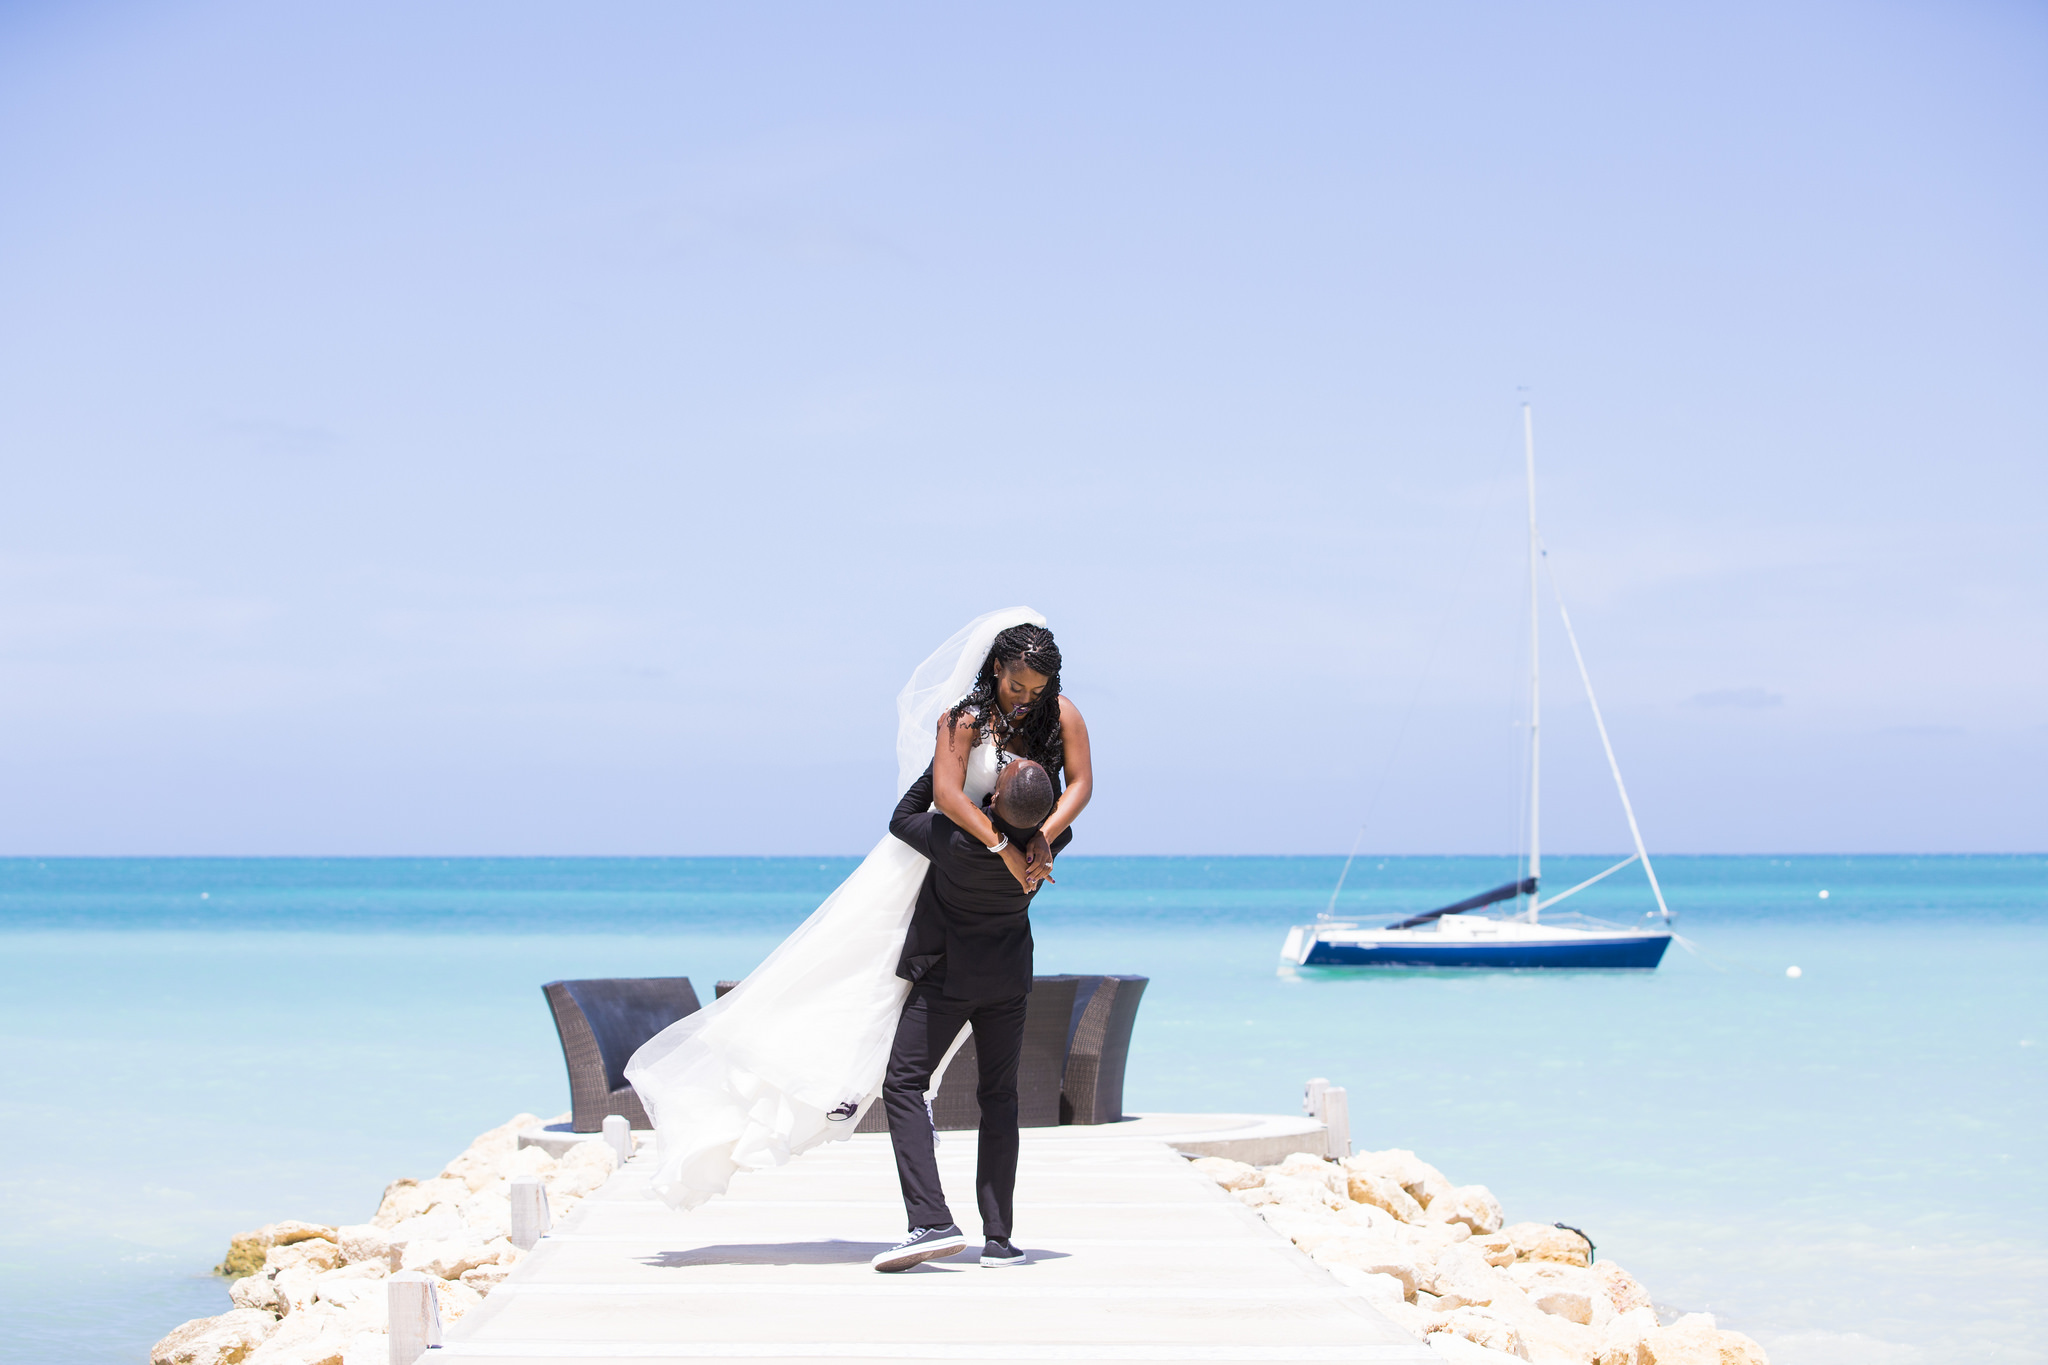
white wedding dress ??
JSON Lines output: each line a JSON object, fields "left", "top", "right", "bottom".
{"left": 624, "top": 605, "right": 1047, "bottom": 1212}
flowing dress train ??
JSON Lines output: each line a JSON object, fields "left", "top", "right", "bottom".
{"left": 623, "top": 606, "right": 1045, "bottom": 1211}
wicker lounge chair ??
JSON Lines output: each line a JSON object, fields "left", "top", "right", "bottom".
{"left": 1060, "top": 974, "right": 1148, "bottom": 1124}
{"left": 857, "top": 974, "right": 1133, "bottom": 1132}
{"left": 542, "top": 977, "right": 702, "bottom": 1132}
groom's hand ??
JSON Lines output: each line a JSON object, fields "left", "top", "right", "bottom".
{"left": 999, "top": 841, "right": 1033, "bottom": 892}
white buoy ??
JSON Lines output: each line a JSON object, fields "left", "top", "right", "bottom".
{"left": 1786, "top": 966, "right": 1803, "bottom": 978}
{"left": 1818, "top": 890, "right": 1829, "bottom": 899}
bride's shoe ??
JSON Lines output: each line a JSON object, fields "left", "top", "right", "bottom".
{"left": 827, "top": 1100, "right": 861, "bottom": 1122}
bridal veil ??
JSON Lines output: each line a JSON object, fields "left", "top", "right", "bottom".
{"left": 624, "top": 605, "right": 1047, "bottom": 1211}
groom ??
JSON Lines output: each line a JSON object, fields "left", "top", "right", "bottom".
{"left": 869, "top": 757, "right": 1070, "bottom": 1273}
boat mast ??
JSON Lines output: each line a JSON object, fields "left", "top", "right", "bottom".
{"left": 1524, "top": 403, "right": 1541, "bottom": 922}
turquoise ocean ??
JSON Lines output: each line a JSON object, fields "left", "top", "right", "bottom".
{"left": 1, "top": 855, "right": 2041, "bottom": 1365}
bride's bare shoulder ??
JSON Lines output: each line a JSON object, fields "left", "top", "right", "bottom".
{"left": 935, "top": 706, "right": 982, "bottom": 746}
{"left": 1058, "top": 695, "right": 1085, "bottom": 725}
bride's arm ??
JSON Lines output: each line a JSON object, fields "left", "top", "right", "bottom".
{"left": 1038, "top": 696, "right": 1092, "bottom": 845}
{"left": 932, "top": 714, "right": 1033, "bottom": 889}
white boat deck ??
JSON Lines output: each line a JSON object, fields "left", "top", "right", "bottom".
{"left": 447, "top": 1116, "right": 1437, "bottom": 1364}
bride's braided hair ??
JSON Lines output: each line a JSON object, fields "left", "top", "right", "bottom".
{"left": 946, "top": 624, "right": 1065, "bottom": 784}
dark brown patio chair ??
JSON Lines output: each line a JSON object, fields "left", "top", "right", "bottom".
{"left": 1060, "top": 974, "right": 1148, "bottom": 1124}
{"left": 542, "top": 977, "right": 702, "bottom": 1132}
{"left": 856, "top": 975, "right": 1083, "bottom": 1132}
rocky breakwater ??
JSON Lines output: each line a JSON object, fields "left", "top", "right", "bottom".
{"left": 1193, "top": 1149, "right": 1768, "bottom": 1365}
{"left": 151, "top": 1113, "right": 619, "bottom": 1365}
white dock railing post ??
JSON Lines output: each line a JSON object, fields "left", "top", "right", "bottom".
{"left": 1321, "top": 1086, "right": 1352, "bottom": 1159}
{"left": 1303, "top": 1077, "right": 1329, "bottom": 1118}
{"left": 603, "top": 1113, "right": 632, "bottom": 1165}
{"left": 387, "top": 1271, "right": 441, "bottom": 1365}
{"left": 509, "top": 1174, "right": 552, "bottom": 1251}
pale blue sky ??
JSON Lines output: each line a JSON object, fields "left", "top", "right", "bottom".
{"left": 1, "top": 1, "right": 2042, "bottom": 855}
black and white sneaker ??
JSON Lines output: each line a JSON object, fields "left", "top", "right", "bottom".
{"left": 871, "top": 1224, "right": 968, "bottom": 1273}
{"left": 980, "top": 1238, "right": 1026, "bottom": 1267}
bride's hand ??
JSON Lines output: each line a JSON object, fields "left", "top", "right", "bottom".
{"left": 1024, "top": 831, "right": 1055, "bottom": 889}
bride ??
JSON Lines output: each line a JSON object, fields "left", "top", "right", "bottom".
{"left": 624, "top": 606, "right": 1094, "bottom": 1211}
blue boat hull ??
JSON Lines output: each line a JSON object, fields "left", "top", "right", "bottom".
{"left": 1303, "top": 934, "right": 1671, "bottom": 969}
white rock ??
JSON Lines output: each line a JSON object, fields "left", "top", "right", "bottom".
{"left": 1189, "top": 1156, "right": 1263, "bottom": 1190}
{"left": 1273, "top": 1149, "right": 1332, "bottom": 1171}
{"left": 338, "top": 1330, "right": 390, "bottom": 1365}
{"left": 548, "top": 1140, "right": 618, "bottom": 1200}
{"left": 1334, "top": 1202, "right": 1396, "bottom": 1231}
{"left": 150, "top": 1309, "right": 281, "bottom": 1365}
{"left": 434, "top": 1277, "right": 486, "bottom": 1325}
{"left": 504, "top": 1145, "right": 557, "bottom": 1180}
{"left": 1594, "top": 1262, "right": 1655, "bottom": 1316}
{"left": 1310, "top": 1235, "right": 1421, "bottom": 1296}
{"left": 1426, "top": 1307, "right": 1528, "bottom": 1359}
{"left": 1507, "top": 1261, "right": 1614, "bottom": 1332}
{"left": 1348, "top": 1169, "right": 1427, "bottom": 1222}
{"left": 371, "top": 1179, "right": 419, "bottom": 1229}
{"left": 228, "top": 1275, "right": 281, "bottom": 1313}
{"left": 271, "top": 1267, "right": 322, "bottom": 1317}
{"left": 1530, "top": 1288, "right": 1593, "bottom": 1325}
{"left": 1404, "top": 1220, "right": 1475, "bottom": 1255}
{"left": 374, "top": 1176, "right": 468, "bottom": 1228}
{"left": 335, "top": 1225, "right": 399, "bottom": 1272}
{"left": 243, "top": 1302, "right": 350, "bottom": 1365}
{"left": 1326, "top": 1266, "right": 1410, "bottom": 1304}
{"left": 1269, "top": 1152, "right": 1346, "bottom": 1194}
{"left": 310, "top": 1264, "right": 387, "bottom": 1315}
{"left": 1503, "top": 1222, "right": 1591, "bottom": 1267}
{"left": 1423, "top": 1244, "right": 1511, "bottom": 1310}
{"left": 1377, "top": 1298, "right": 1447, "bottom": 1339}
{"left": 1350, "top": 1148, "right": 1459, "bottom": 1213}
{"left": 401, "top": 1236, "right": 503, "bottom": 1280}
{"left": 458, "top": 1190, "right": 513, "bottom": 1240}
{"left": 1638, "top": 1314, "right": 1770, "bottom": 1365}
{"left": 461, "top": 1262, "right": 515, "bottom": 1292}
{"left": 382, "top": 1209, "right": 465, "bottom": 1254}
{"left": 1594, "top": 1305, "right": 1660, "bottom": 1365}
{"left": 1471, "top": 1231, "right": 1517, "bottom": 1267}
{"left": 1429, "top": 1331, "right": 1530, "bottom": 1364}
{"left": 1447, "top": 1185, "right": 1506, "bottom": 1235}
{"left": 441, "top": 1112, "right": 542, "bottom": 1192}
{"left": 264, "top": 1239, "right": 342, "bottom": 1276}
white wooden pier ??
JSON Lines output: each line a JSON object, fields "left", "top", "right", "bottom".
{"left": 444, "top": 1116, "right": 1437, "bottom": 1364}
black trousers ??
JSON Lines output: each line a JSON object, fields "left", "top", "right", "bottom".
{"left": 882, "top": 982, "right": 1028, "bottom": 1240}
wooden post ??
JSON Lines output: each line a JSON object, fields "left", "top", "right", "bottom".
{"left": 1322, "top": 1086, "right": 1352, "bottom": 1159}
{"left": 603, "top": 1113, "right": 632, "bottom": 1165}
{"left": 1304, "top": 1077, "right": 1329, "bottom": 1118}
{"left": 387, "top": 1271, "right": 440, "bottom": 1365}
{"left": 509, "top": 1175, "right": 552, "bottom": 1251}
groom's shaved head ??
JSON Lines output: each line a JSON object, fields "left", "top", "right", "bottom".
{"left": 992, "top": 759, "right": 1057, "bottom": 832}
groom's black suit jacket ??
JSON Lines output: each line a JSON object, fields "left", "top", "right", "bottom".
{"left": 889, "top": 764, "right": 1072, "bottom": 1004}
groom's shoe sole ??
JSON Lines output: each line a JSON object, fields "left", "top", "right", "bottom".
{"left": 871, "top": 1232, "right": 969, "bottom": 1273}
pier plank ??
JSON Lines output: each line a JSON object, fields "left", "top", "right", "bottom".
{"left": 443, "top": 1126, "right": 1437, "bottom": 1365}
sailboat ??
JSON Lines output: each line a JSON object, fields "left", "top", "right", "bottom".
{"left": 1280, "top": 408, "right": 1675, "bottom": 970}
